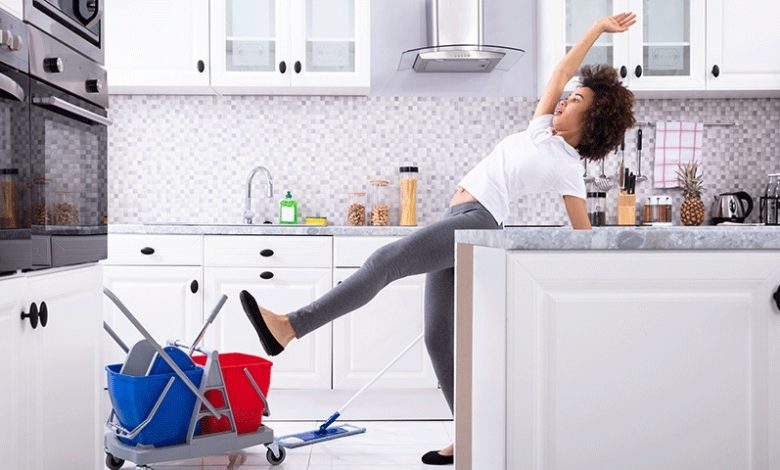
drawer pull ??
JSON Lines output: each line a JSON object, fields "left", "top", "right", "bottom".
{"left": 21, "top": 302, "right": 39, "bottom": 329}
{"left": 191, "top": 280, "right": 199, "bottom": 294}
{"left": 773, "top": 285, "right": 780, "bottom": 311}
{"left": 39, "top": 301, "right": 48, "bottom": 328}
{"left": 260, "top": 249, "right": 274, "bottom": 257}
{"left": 140, "top": 247, "right": 155, "bottom": 255}
{"left": 260, "top": 271, "right": 274, "bottom": 280}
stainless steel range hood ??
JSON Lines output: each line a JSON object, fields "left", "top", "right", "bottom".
{"left": 398, "top": 0, "right": 525, "bottom": 73}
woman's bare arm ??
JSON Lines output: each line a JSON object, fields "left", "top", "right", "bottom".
{"left": 563, "top": 195, "right": 592, "bottom": 230}
{"left": 534, "top": 12, "right": 636, "bottom": 119}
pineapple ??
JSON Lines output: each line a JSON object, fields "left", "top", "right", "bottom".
{"left": 676, "top": 161, "right": 705, "bottom": 226}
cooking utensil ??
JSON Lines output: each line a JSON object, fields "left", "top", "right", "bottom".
{"left": 636, "top": 129, "right": 647, "bottom": 183}
{"left": 711, "top": 191, "right": 754, "bottom": 223}
{"left": 617, "top": 138, "right": 626, "bottom": 188}
{"left": 583, "top": 159, "right": 595, "bottom": 185}
{"left": 594, "top": 158, "right": 616, "bottom": 191}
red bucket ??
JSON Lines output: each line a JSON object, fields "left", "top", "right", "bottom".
{"left": 193, "top": 353, "right": 272, "bottom": 435}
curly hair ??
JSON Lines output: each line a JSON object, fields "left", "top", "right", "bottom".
{"left": 576, "top": 65, "right": 636, "bottom": 161}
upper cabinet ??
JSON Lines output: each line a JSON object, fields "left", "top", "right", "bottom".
{"left": 105, "top": 0, "right": 370, "bottom": 95}
{"left": 0, "top": 0, "right": 22, "bottom": 19}
{"left": 538, "top": 0, "right": 780, "bottom": 96}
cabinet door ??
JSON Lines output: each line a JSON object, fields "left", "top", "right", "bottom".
{"left": 210, "top": 0, "right": 292, "bottom": 92}
{"left": 0, "top": 277, "right": 27, "bottom": 468}
{"left": 506, "top": 252, "right": 780, "bottom": 470}
{"left": 105, "top": 0, "right": 211, "bottom": 94}
{"left": 332, "top": 268, "right": 436, "bottom": 389}
{"left": 288, "top": 0, "right": 370, "bottom": 92}
{"left": 627, "top": 0, "right": 705, "bottom": 90}
{"left": 102, "top": 265, "right": 204, "bottom": 367}
{"left": 538, "top": 0, "right": 629, "bottom": 95}
{"left": 26, "top": 265, "right": 102, "bottom": 470}
{"left": 706, "top": 0, "right": 780, "bottom": 91}
{"left": 204, "top": 266, "right": 332, "bottom": 389}
{"left": 0, "top": 0, "right": 22, "bottom": 19}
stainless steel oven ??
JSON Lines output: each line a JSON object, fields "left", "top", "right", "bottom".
{"left": 0, "top": 9, "right": 31, "bottom": 276}
{"left": 24, "top": 0, "right": 103, "bottom": 64}
{"left": 28, "top": 24, "right": 108, "bottom": 269}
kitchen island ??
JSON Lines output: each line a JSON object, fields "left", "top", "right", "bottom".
{"left": 453, "top": 226, "right": 780, "bottom": 470}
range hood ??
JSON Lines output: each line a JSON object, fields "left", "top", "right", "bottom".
{"left": 398, "top": 0, "right": 525, "bottom": 73}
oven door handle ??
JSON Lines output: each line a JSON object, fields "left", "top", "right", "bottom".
{"left": 32, "top": 96, "right": 112, "bottom": 126}
{"left": 0, "top": 72, "right": 25, "bottom": 102}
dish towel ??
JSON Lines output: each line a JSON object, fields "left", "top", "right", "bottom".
{"left": 653, "top": 121, "right": 704, "bottom": 188}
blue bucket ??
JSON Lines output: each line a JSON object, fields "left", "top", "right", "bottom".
{"left": 106, "top": 363, "right": 204, "bottom": 447}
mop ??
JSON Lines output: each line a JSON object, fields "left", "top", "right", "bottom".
{"left": 275, "top": 332, "right": 424, "bottom": 448}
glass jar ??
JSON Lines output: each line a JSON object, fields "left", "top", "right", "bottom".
{"left": 52, "top": 191, "right": 80, "bottom": 225}
{"left": 346, "top": 191, "right": 367, "bottom": 226}
{"left": 587, "top": 191, "right": 606, "bottom": 226}
{"left": 762, "top": 173, "right": 780, "bottom": 225}
{"left": 0, "top": 168, "right": 19, "bottom": 229}
{"left": 399, "top": 166, "right": 418, "bottom": 226}
{"left": 369, "top": 178, "right": 390, "bottom": 226}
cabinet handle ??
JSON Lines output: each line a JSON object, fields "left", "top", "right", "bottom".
{"left": 197, "top": 60, "right": 205, "bottom": 73}
{"left": 337, "top": 281, "right": 342, "bottom": 286}
{"left": 260, "top": 249, "right": 274, "bottom": 257}
{"left": 773, "top": 285, "right": 780, "bottom": 311}
{"left": 21, "top": 302, "right": 39, "bottom": 329}
{"left": 191, "top": 280, "right": 199, "bottom": 294}
{"left": 39, "top": 301, "right": 48, "bottom": 328}
{"left": 279, "top": 61, "right": 287, "bottom": 74}
{"left": 619, "top": 65, "right": 627, "bottom": 79}
{"left": 260, "top": 271, "right": 274, "bottom": 280}
{"left": 294, "top": 61, "right": 302, "bottom": 74}
{"left": 140, "top": 247, "right": 155, "bottom": 255}
{"left": 711, "top": 64, "right": 720, "bottom": 78}
{"left": 634, "top": 65, "right": 642, "bottom": 78}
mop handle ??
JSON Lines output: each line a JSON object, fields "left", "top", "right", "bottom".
{"left": 188, "top": 294, "right": 227, "bottom": 356}
{"left": 338, "top": 332, "right": 424, "bottom": 414}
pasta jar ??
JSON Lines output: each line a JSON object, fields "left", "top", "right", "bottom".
{"left": 399, "top": 166, "right": 418, "bottom": 226}
{"left": 346, "top": 191, "right": 367, "bottom": 226}
{"left": 369, "top": 178, "right": 391, "bottom": 226}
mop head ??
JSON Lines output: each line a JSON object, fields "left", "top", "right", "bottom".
{"left": 275, "top": 424, "right": 366, "bottom": 449}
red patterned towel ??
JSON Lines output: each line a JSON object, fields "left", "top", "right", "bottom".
{"left": 652, "top": 121, "right": 703, "bottom": 188}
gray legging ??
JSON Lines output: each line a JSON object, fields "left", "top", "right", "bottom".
{"left": 287, "top": 201, "right": 501, "bottom": 413}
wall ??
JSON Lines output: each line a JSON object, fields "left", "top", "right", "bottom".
{"left": 108, "top": 95, "right": 780, "bottom": 226}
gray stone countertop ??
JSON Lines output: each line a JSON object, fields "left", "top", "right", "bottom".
{"left": 456, "top": 225, "right": 780, "bottom": 250}
{"left": 109, "top": 223, "right": 422, "bottom": 236}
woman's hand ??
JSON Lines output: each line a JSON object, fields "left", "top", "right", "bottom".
{"left": 598, "top": 12, "right": 637, "bottom": 33}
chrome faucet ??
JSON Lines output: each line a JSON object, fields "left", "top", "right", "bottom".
{"left": 243, "top": 166, "right": 274, "bottom": 224}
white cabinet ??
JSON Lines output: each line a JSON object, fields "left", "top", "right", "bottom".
{"left": 0, "top": 276, "right": 27, "bottom": 469}
{"left": 210, "top": 0, "right": 370, "bottom": 94}
{"left": 203, "top": 266, "right": 333, "bottom": 389}
{"left": 0, "top": 0, "right": 22, "bottom": 19}
{"left": 105, "top": 0, "right": 211, "bottom": 94}
{"left": 705, "top": 0, "right": 780, "bottom": 91}
{"left": 332, "top": 268, "right": 436, "bottom": 389}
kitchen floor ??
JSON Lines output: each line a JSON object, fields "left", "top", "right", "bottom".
{"left": 115, "top": 420, "right": 454, "bottom": 469}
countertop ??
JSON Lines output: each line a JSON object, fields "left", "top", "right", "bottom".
{"left": 109, "top": 223, "right": 422, "bottom": 236}
{"left": 456, "top": 225, "right": 780, "bottom": 250}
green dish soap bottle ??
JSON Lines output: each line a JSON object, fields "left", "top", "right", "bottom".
{"left": 279, "top": 191, "right": 298, "bottom": 224}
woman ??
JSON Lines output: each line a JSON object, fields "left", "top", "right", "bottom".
{"left": 241, "top": 12, "right": 637, "bottom": 466}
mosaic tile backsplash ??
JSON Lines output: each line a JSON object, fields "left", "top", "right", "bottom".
{"left": 108, "top": 96, "right": 780, "bottom": 226}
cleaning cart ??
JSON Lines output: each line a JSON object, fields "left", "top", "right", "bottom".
{"left": 102, "top": 288, "right": 286, "bottom": 469}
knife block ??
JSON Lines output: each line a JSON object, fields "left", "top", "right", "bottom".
{"left": 617, "top": 192, "right": 637, "bottom": 225}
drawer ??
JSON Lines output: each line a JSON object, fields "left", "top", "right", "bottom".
{"left": 204, "top": 236, "right": 332, "bottom": 267}
{"left": 334, "top": 236, "right": 401, "bottom": 267}
{"left": 106, "top": 234, "right": 203, "bottom": 265}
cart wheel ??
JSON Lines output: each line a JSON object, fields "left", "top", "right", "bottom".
{"left": 266, "top": 446, "right": 286, "bottom": 465}
{"left": 105, "top": 453, "right": 124, "bottom": 470}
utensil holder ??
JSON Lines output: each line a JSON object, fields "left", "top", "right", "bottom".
{"left": 617, "top": 192, "right": 637, "bottom": 225}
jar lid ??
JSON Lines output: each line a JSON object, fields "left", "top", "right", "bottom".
{"left": 597, "top": 192, "right": 607, "bottom": 197}
{"left": 400, "top": 166, "right": 419, "bottom": 173}
{"left": 369, "top": 178, "right": 390, "bottom": 186}
{"left": 348, "top": 191, "right": 366, "bottom": 196}
{"left": 587, "top": 191, "right": 606, "bottom": 197}
{"left": 0, "top": 168, "right": 19, "bottom": 175}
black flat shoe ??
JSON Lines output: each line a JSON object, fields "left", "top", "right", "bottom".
{"left": 421, "top": 450, "right": 453, "bottom": 465}
{"left": 239, "top": 290, "right": 285, "bottom": 356}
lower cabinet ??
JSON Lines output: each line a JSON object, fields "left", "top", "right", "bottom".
{"left": 1, "top": 264, "right": 102, "bottom": 470}
{"left": 203, "top": 266, "right": 333, "bottom": 389}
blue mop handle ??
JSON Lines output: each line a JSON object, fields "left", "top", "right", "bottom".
{"left": 318, "top": 412, "right": 341, "bottom": 433}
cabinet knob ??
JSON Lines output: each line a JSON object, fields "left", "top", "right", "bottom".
{"left": 294, "top": 61, "right": 302, "bottom": 74}
{"left": 197, "top": 60, "right": 205, "bottom": 73}
{"left": 337, "top": 281, "right": 342, "bottom": 286}
{"left": 619, "top": 65, "right": 627, "bottom": 79}
{"left": 21, "top": 302, "right": 39, "bottom": 329}
{"left": 140, "top": 247, "right": 155, "bottom": 255}
{"left": 773, "top": 285, "right": 780, "bottom": 311}
{"left": 85, "top": 79, "right": 102, "bottom": 93}
{"left": 634, "top": 65, "right": 642, "bottom": 78}
{"left": 260, "top": 271, "right": 274, "bottom": 280}
{"left": 260, "top": 249, "right": 274, "bottom": 257}
{"left": 39, "top": 301, "right": 48, "bottom": 328}
{"left": 43, "top": 57, "right": 64, "bottom": 74}
{"left": 711, "top": 64, "right": 720, "bottom": 78}
{"left": 190, "top": 280, "right": 199, "bottom": 294}
{"left": 279, "top": 61, "right": 287, "bottom": 74}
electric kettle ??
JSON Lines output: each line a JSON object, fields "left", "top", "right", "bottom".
{"left": 711, "top": 191, "right": 753, "bottom": 224}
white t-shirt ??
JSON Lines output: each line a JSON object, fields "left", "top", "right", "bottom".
{"left": 457, "top": 114, "right": 586, "bottom": 225}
